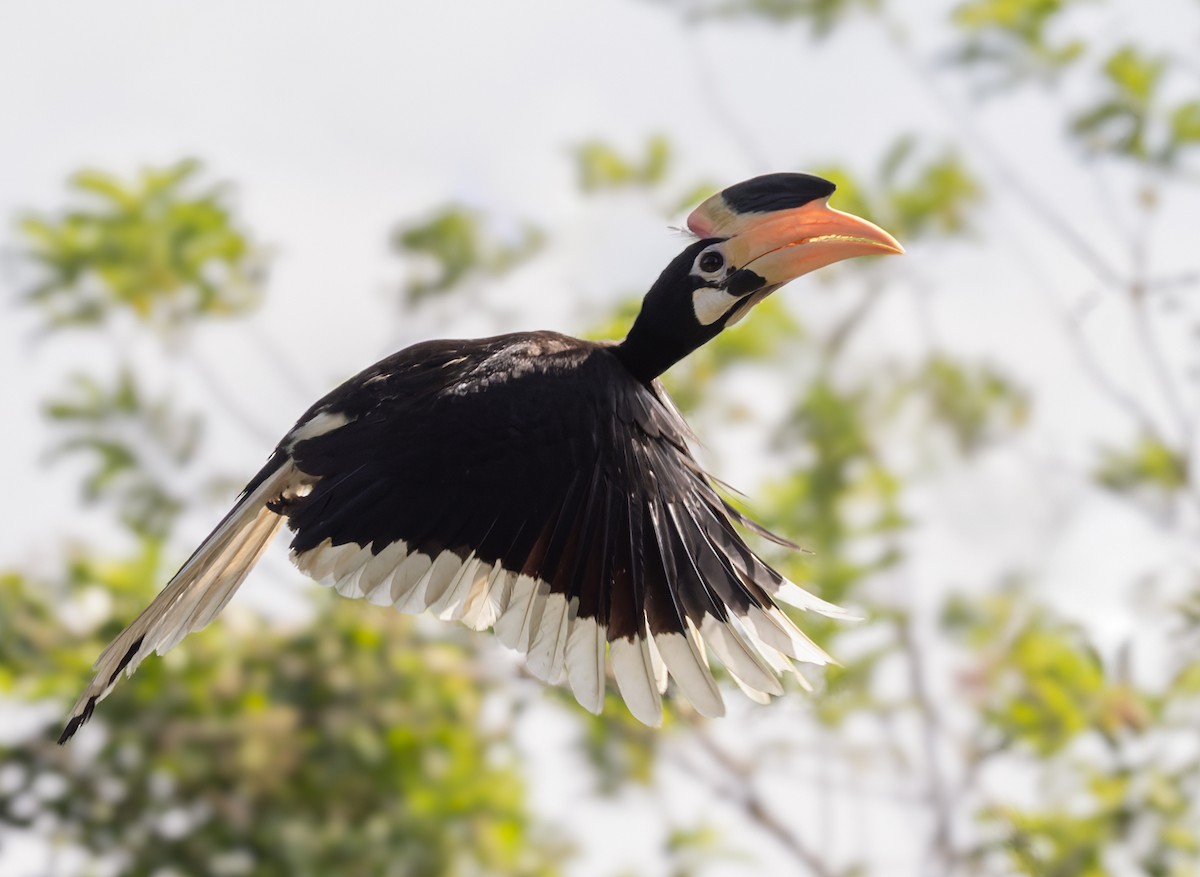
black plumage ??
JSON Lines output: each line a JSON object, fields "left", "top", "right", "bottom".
{"left": 60, "top": 174, "right": 902, "bottom": 741}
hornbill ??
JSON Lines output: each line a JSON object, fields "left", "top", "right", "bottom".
{"left": 59, "top": 173, "right": 902, "bottom": 743}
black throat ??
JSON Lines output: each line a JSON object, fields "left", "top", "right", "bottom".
{"left": 611, "top": 320, "right": 710, "bottom": 384}
{"left": 611, "top": 240, "right": 725, "bottom": 384}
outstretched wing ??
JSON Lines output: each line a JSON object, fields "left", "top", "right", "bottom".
{"left": 281, "top": 333, "right": 850, "bottom": 725}
{"left": 59, "top": 454, "right": 303, "bottom": 743}
{"left": 61, "top": 331, "right": 849, "bottom": 741}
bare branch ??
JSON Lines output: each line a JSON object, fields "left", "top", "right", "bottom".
{"left": 822, "top": 281, "right": 886, "bottom": 368}
{"left": 897, "top": 613, "right": 955, "bottom": 877}
{"left": 245, "top": 321, "right": 326, "bottom": 406}
{"left": 1130, "top": 288, "right": 1198, "bottom": 461}
{"left": 1061, "top": 296, "right": 1164, "bottom": 438}
{"left": 690, "top": 726, "right": 841, "bottom": 877}
{"left": 683, "top": 30, "right": 772, "bottom": 172}
{"left": 879, "top": 17, "right": 1126, "bottom": 291}
{"left": 184, "top": 348, "right": 281, "bottom": 446}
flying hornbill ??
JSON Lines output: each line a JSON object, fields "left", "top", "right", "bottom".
{"left": 59, "top": 173, "right": 902, "bottom": 743}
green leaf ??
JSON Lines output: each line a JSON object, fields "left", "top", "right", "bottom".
{"left": 574, "top": 135, "right": 672, "bottom": 192}
{"left": 910, "top": 355, "right": 1030, "bottom": 453}
{"left": 0, "top": 564, "right": 566, "bottom": 876}
{"left": 653, "top": 0, "right": 880, "bottom": 38}
{"left": 815, "top": 140, "right": 984, "bottom": 242}
{"left": 1103, "top": 45, "right": 1164, "bottom": 104}
{"left": 393, "top": 204, "right": 544, "bottom": 304}
{"left": 950, "top": 0, "right": 1089, "bottom": 86}
{"left": 16, "top": 160, "right": 265, "bottom": 332}
{"left": 43, "top": 368, "right": 201, "bottom": 538}
{"left": 1094, "top": 435, "right": 1188, "bottom": 496}
{"left": 1070, "top": 45, "right": 1179, "bottom": 163}
{"left": 1165, "top": 100, "right": 1200, "bottom": 161}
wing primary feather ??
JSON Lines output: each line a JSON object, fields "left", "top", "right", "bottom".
{"left": 644, "top": 628, "right": 669, "bottom": 695}
{"left": 462, "top": 510, "right": 542, "bottom": 630}
{"left": 59, "top": 457, "right": 298, "bottom": 743}
{"left": 771, "top": 580, "right": 859, "bottom": 620}
{"left": 406, "top": 551, "right": 465, "bottom": 614}
{"left": 564, "top": 474, "right": 612, "bottom": 713}
{"left": 494, "top": 574, "right": 544, "bottom": 650}
{"left": 466, "top": 565, "right": 514, "bottom": 631}
{"left": 644, "top": 497, "right": 724, "bottom": 717}
{"left": 675, "top": 495, "right": 762, "bottom": 615}
{"left": 610, "top": 636, "right": 663, "bottom": 726}
{"left": 360, "top": 540, "right": 411, "bottom": 606}
{"left": 565, "top": 615, "right": 607, "bottom": 714}
{"left": 718, "top": 495, "right": 804, "bottom": 550}
{"left": 527, "top": 593, "right": 571, "bottom": 682}
{"left": 667, "top": 497, "right": 786, "bottom": 698}
{"left": 532, "top": 467, "right": 605, "bottom": 687}
{"left": 494, "top": 480, "right": 573, "bottom": 652}
{"left": 429, "top": 554, "right": 479, "bottom": 617}
{"left": 742, "top": 605, "right": 833, "bottom": 666}
{"left": 608, "top": 470, "right": 662, "bottom": 725}
{"left": 389, "top": 552, "right": 435, "bottom": 608}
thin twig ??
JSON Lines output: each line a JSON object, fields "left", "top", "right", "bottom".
{"left": 880, "top": 17, "right": 1126, "bottom": 291}
{"left": 880, "top": 9, "right": 1200, "bottom": 518}
{"left": 1118, "top": 175, "right": 1200, "bottom": 515}
{"left": 822, "top": 281, "right": 885, "bottom": 368}
{"left": 683, "top": 29, "right": 772, "bottom": 172}
{"left": 245, "top": 321, "right": 326, "bottom": 405}
{"left": 670, "top": 743, "right": 922, "bottom": 804}
{"left": 1128, "top": 297, "right": 1200, "bottom": 520}
{"left": 691, "top": 727, "right": 840, "bottom": 877}
{"left": 897, "top": 613, "right": 955, "bottom": 877}
{"left": 1145, "top": 271, "right": 1200, "bottom": 294}
{"left": 184, "top": 348, "right": 281, "bottom": 446}
{"left": 1133, "top": 290, "right": 1197, "bottom": 449}
{"left": 1060, "top": 298, "right": 1163, "bottom": 439}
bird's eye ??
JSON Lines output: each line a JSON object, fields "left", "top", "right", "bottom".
{"left": 698, "top": 251, "right": 724, "bottom": 274}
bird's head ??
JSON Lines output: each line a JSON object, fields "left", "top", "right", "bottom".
{"left": 616, "top": 173, "right": 903, "bottom": 382}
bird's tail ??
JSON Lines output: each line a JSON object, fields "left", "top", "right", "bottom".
{"left": 58, "top": 456, "right": 299, "bottom": 744}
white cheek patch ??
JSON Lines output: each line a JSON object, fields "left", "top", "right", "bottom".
{"left": 691, "top": 286, "right": 739, "bottom": 326}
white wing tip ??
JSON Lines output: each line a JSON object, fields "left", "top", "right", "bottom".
{"left": 773, "top": 581, "right": 861, "bottom": 621}
{"left": 610, "top": 636, "right": 664, "bottom": 727}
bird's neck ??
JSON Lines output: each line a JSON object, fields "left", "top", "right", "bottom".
{"left": 612, "top": 313, "right": 712, "bottom": 384}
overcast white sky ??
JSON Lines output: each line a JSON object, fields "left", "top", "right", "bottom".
{"left": 2, "top": 2, "right": 1198, "bottom": 875}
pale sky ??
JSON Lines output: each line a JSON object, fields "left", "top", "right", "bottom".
{"left": 2, "top": 2, "right": 1198, "bottom": 875}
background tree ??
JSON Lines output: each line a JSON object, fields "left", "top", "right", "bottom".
{"left": 3, "top": 2, "right": 1200, "bottom": 875}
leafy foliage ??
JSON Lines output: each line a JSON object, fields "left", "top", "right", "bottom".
{"left": 945, "top": 587, "right": 1200, "bottom": 877}
{"left": 393, "top": 205, "right": 544, "bottom": 305}
{"left": 651, "top": 0, "right": 880, "bottom": 36}
{"left": 661, "top": 296, "right": 806, "bottom": 413}
{"left": 4, "top": 163, "right": 564, "bottom": 877}
{"left": 947, "top": 1, "right": 1200, "bottom": 168}
{"left": 19, "top": 160, "right": 264, "bottom": 332}
{"left": 572, "top": 136, "right": 716, "bottom": 220}
{"left": 1063, "top": 42, "right": 1200, "bottom": 168}
{"left": 1071, "top": 46, "right": 1168, "bottom": 161}
{"left": 909, "top": 355, "right": 1030, "bottom": 454}
{"left": 0, "top": 559, "right": 564, "bottom": 877}
{"left": 44, "top": 370, "right": 201, "bottom": 539}
{"left": 944, "top": 590, "right": 1117, "bottom": 753}
{"left": 950, "top": 0, "right": 1089, "bottom": 86}
{"left": 1094, "top": 434, "right": 1189, "bottom": 500}
{"left": 8, "top": 2, "right": 1200, "bottom": 872}
{"left": 574, "top": 135, "right": 671, "bottom": 193}
{"left": 816, "top": 139, "right": 984, "bottom": 243}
